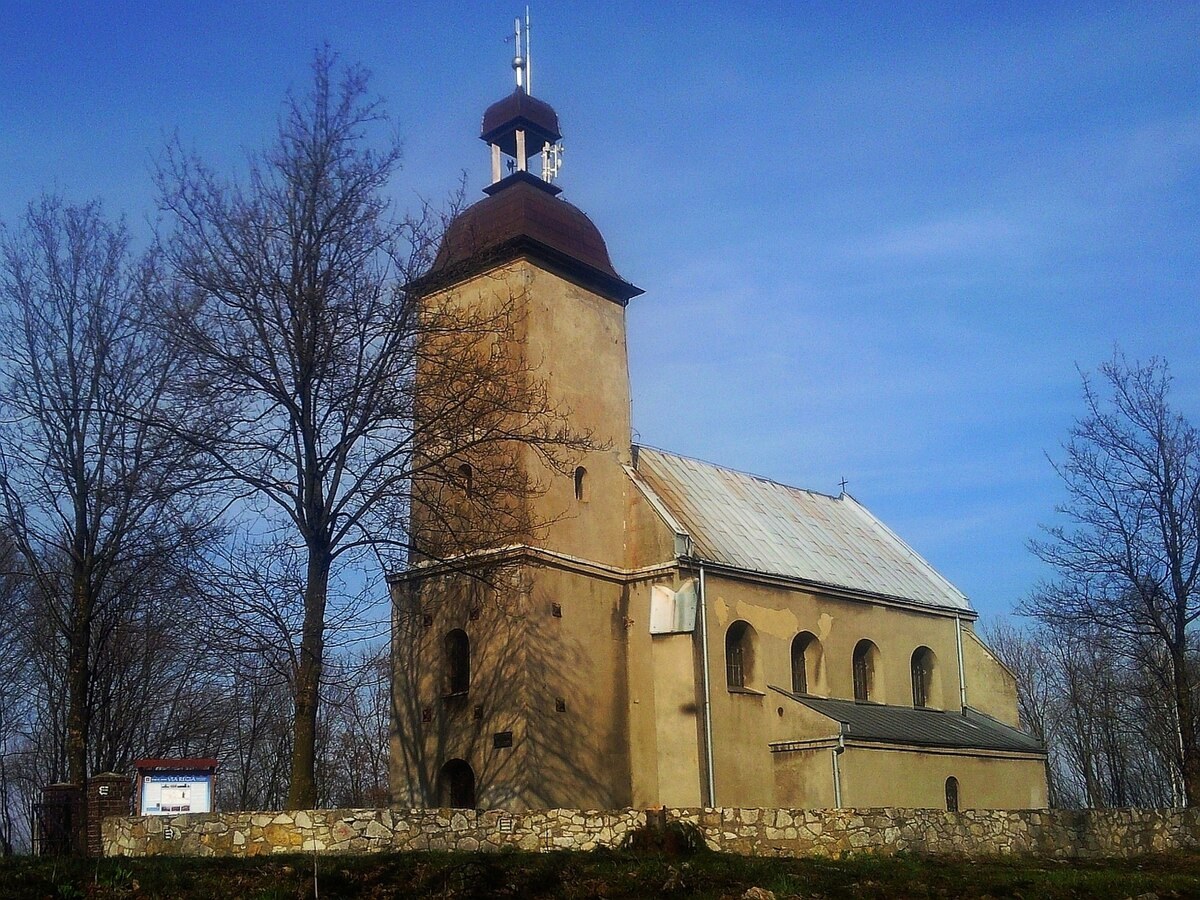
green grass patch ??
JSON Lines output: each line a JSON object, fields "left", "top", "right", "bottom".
{"left": 0, "top": 849, "right": 1197, "bottom": 899}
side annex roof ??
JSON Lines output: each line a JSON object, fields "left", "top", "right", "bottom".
{"left": 631, "top": 445, "right": 972, "bottom": 614}
{"left": 771, "top": 689, "right": 1044, "bottom": 754}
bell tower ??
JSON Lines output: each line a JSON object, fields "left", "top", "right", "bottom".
{"left": 393, "top": 31, "right": 645, "bottom": 812}
{"left": 409, "top": 49, "right": 642, "bottom": 567}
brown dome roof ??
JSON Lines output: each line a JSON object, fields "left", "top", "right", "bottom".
{"left": 417, "top": 173, "right": 641, "bottom": 304}
{"left": 481, "top": 89, "right": 561, "bottom": 158}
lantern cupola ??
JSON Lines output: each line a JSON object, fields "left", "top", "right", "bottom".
{"left": 480, "top": 15, "right": 565, "bottom": 194}
{"left": 481, "top": 89, "right": 562, "bottom": 193}
{"left": 409, "top": 15, "right": 640, "bottom": 305}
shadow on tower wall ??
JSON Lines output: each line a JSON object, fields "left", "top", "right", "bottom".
{"left": 389, "top": 564, "right": 619, "bottom": 810}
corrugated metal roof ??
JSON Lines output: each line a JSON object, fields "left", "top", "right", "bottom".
{"left": 633, "top": 445, "right": 971, "bottom": 613}
{"left": 773, "top": 688, "right": 1044, "bottom": 754}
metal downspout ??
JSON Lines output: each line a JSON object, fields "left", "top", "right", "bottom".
{"left": 832, "top": 730, "right": 845, "bottom": 808}
{"left": 697, "top": 564, "right": 716, "bottom": 806}
{"left": 955, "top": 616, "right": 967, "bottom": 712}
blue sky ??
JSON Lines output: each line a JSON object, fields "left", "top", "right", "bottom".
{"left": 2, "top": 2, "right": 1197, "bottom": 622}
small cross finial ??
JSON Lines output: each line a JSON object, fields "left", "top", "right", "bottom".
{"left": 839, "top": 477, "right": 848, "bottom": 494}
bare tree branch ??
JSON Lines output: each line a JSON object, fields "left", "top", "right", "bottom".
{"left": 1025, "top": 352, "right": 1200, "bottom": 805}
{"left": 155, "top": 49, "right": 592, "bottom": 808}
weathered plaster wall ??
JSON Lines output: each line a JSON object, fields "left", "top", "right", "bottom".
{"left": 521, "top": 266, "right": 634, "bottom": 567}
{"left": 104, "top": 806, "right": 1200, "bottom": 860}
{"left": 699, "top": 572, "right": 1038, "bottom": 808}
{"left": 391, "top": 562, "right": 638, "bottom": 812}
{"left": 704, "top": 573, "right": 967, "bottom": 714}
{"left": 836, "top": 746, "right": 1048, "bottom": 810}
{"left": 771, "top": 747, "right": 838, "bottom": 809}
{"left": 961, "top": 625, "right": 1021, "bottom": 726}
{"left": 520, "top": 564, "right": 634, "bottom": 810}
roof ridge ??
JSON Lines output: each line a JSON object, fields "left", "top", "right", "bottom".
{"left": 633, "top": 443, "right": 845, "bottom": 502}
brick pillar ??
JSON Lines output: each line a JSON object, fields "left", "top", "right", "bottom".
{"left": 86, "top": 773, "right": 132, "bottom": 857}
{"left": 39, "top": 783, "right": 85, "bottom": 856}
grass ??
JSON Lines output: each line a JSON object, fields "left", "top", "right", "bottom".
{"left": 0, "top": 848, "right": 1197, "bottom": 899}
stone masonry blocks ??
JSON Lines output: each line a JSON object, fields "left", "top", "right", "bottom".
{"left": 101, "top": 806, "right": 1200, "bottom": 860}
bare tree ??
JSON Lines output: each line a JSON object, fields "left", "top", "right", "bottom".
{"left": 212, "top": 650, "right": 295, "bottom": 811}
{"left": 1026, "top": 354, "right": 1200, "bottom": 805}
{"left": 982, "top": 618, "right": 1062, "bottom": 806}
{"left": 0, "top": 197, "right": 216, "bottom": 790}
{"left": 317, "top": 647, "right": 390, "bottom": 809}
{"left": 0, "top": 538, "right": 31, "bottom": 854}
{"left": 989, "top": 615, "right": 1179, "bottom": 808}
{"left": 156, "top": 50, "right": 589, "bottom": 808}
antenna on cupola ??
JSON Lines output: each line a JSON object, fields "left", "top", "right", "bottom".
{"left": 525, "top": 6, "right": 532, "bottom": 95}
{"left": 511, "top": 17, "right": 524, "bottom": 89}
{"left": 484, "top": 8, "right": 564, "bottom": 189}
{"left": 511, "top": 8, "right": 533, "bottom": 93}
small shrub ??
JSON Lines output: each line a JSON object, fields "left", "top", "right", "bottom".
{"left": 620, "top": 820, "right": 708, "bottom": 857}
{"left": 97, "top": 861, "right": 134, "bottom": 888}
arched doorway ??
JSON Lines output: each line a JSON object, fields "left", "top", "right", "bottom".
{"left": 438, "top": 759, "right": 476, "bottom": 809}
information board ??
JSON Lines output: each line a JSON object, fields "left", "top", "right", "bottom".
{"left": 138, "top": 772, "right": 212, "bottom": 815}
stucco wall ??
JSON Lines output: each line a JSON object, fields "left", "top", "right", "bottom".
{"left": 521, "top": 564, "right": 633, "bottom": 809}
{"left": 961, "top": 626, "right": 1021, "bottom": 726}
{"left": 390, "top": 563, "right": 637, "bottom": 812}
{"left": 704, "top": 573, "right": 967, "bottom": 713}
{"left": 769, "top": 744, "right": 1047, "bottom": 811}
{"left": 771, "top": 746, "right": 838, "bottom": 808}
{"left": 104, "top": 806, "right": 1200, "bottom": 860}
{"left": 700, "top": 572, "right": 1038, "bottom": 808}
{"left": 836, "top": 746, "right": 1048, "bottom": 809}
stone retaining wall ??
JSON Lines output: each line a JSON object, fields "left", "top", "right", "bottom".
{"left": 102, "top": 806, "right": 1200, "bottom": 859}
{"left": 676, "top": 807, "right": 1200, "bottom": 858}
{"left": 103, "top": 808, "right": 644, "bottom": 858}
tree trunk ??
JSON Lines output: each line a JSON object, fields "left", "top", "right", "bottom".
{"left": 65, "top": 571, "right": 91, "bottom": 787}
{"left": 286, "top": 545, "right": 330, "bottom": 809}
{"left": 1172, "top": 647, "right": 1200, "bottom": 806}
{"left": 1043, "top": 756, "right": 1058, "bottom": 809}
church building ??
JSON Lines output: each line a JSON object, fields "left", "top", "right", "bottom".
{"left": 389, "top": 61, "right": 1048, "bottom": 813}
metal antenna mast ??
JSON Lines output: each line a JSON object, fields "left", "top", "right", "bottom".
{"left": 509, "top": 9, "right": 534, "bottom": 93}
{"left": 512, "top": 16, "right": 524, "bottom": 89}
{"left": 525, "top": 6, "right": 532, "bottom": 95}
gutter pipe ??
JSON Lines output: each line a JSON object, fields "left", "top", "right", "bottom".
{"left": 697, "top": 564, "right": 716, "bottom": 806}
{"left": 832, "top": 729, "right": 845, "bottom": 808}
{"left": 955, "top": 616, "right": 967, "bottom": 712}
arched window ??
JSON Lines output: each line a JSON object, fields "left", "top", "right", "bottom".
{"left": 911, "top": 646, "right": 935, "bottom": 708}
{"left": 445, "top": 629, "right": 470, "bottom": 696}
{"left": 852, "top": 639, "right": 879, "bottom": 702}
{"left": 725, "top": 620, "right": 755, "bottom": 690}
{"left": 438, "top": 759, "right": 476, "bottom": 809}
{"left": 945, "top": 776, "right": 960, "bottom": 812}
{"left": 457, "top": 464, "right": 473, "bottom": 496}
{"left": 574, "top": 466, "right": 588, "bottom": 501}
{"left": 791, "top": 632, "right": 820, "bottom": 694}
